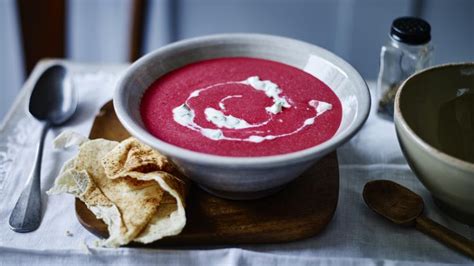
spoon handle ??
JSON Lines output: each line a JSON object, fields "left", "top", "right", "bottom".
{"left": 9, "top": 123, "right": 50, "bottom": 233}
{"left": 415, "top": 215, "right": 474, "bottom": 259}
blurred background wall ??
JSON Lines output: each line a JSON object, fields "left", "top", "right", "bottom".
{"left": 0, "top": 0, "right": 473, "bottom": 120}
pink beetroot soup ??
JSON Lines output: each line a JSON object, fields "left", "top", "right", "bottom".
{"left": 140, "top": 57, "right": 342, "bottom": 157}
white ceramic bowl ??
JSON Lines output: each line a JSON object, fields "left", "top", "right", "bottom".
{"left": 114, "top": 33, "right": 370, "bottom": 199}
{"left": 394, "top": 63, "right": 474, "bottom": 225}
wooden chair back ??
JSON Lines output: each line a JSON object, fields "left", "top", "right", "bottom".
{"left": 17, "top": 0, "right": 147, "bottom": 75}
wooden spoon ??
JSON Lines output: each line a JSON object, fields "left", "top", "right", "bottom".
{"left": 363, "top": 180, "right": 474, "bottom": 259}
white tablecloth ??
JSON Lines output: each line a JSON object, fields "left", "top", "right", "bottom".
{"left": 0, "top": 60, "right": 472, "bottom": 265}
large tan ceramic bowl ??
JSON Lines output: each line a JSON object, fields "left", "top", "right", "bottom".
{"left": 394, "top": 63, "right": 474, "bottom": 225}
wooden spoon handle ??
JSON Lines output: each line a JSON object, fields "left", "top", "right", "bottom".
{"left": 415, "top": 215, "right": 474, "bottom": 259}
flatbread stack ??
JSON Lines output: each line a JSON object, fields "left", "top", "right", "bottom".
{"left": 47, "top": 132, "right": 188, "bottom": 247}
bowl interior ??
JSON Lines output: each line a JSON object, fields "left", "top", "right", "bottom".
{"left": 398, "top": 63, "right": 474, "bottom": 164}
{"left": 116, "top": 34, "right": 370, "bottom": 162}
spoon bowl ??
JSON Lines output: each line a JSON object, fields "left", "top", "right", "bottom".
{"left": 29, "top": 65, "right": 76, "bottom": 125}
{"left": 363, "top": 179, "right": 423, "bottom": 226}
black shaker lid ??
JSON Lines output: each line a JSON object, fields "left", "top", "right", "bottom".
{"left": 390, "top": 17, "right": 431, "bottom": 45}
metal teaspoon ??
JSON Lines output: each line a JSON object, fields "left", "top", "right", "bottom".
{"left": 9, "top": 64, "right": 76, "bottom": 233}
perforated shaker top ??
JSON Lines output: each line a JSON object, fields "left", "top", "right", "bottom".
{"left": 390, "top": 17, "right": 431, "bottom": 45}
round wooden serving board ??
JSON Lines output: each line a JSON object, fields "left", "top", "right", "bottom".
{"left": 75, "top": 101, "right": 339, "bottom": 246}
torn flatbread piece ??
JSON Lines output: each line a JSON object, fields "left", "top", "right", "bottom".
{"left": 47, "top": 132, "right": 187, "bottom": 247}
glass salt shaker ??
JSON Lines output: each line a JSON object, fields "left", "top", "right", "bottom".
{"left": 377, "top": 17, "right": 433, "bottom": 120}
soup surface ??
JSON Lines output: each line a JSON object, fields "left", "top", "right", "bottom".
{"left": 140, "top": 57, "right": 342, "bottom": 157}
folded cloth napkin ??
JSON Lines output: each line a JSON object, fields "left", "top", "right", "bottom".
{"left": 0, "top": 60, "right": 472, "bottom": 265}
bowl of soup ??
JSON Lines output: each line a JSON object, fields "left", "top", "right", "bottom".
{"left": 394, "top": 63, "right": 474, "bottom": 225}
{"left": 114, "top": 33, "right": 370, "bottom": 199}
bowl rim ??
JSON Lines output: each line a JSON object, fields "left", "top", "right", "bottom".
{"left": 114, "top": 33, "right": 371, "bottom": 167}
{"left": 394, "top": 62, "right": 474, "bottom": 172}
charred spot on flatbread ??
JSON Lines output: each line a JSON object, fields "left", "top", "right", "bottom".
{"left": 102, "top": 137, "right": 175, "bottom": 179}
